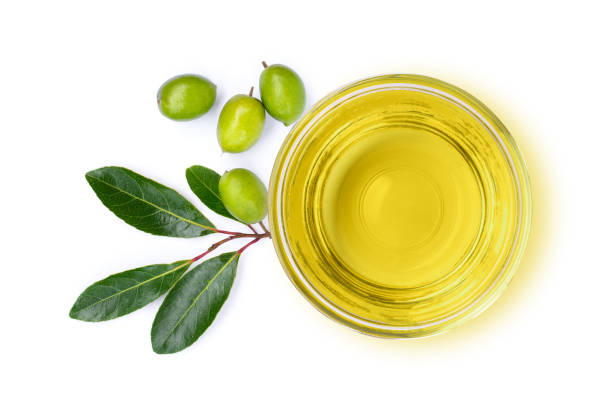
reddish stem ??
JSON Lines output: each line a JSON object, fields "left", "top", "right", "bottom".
{"left": 191, "top": 235, "right": 241, "bottom": 262}
{"left": 191, "top": 224, "right": 271, "bottom": 263}
{"left": 237, "top": 237, "right": 262, "bottom": 254}
{"left": 258, "top": 221, "right": 269, "bottom": 234}
{"left": 209, "top": 226, "right": 265, "bottom": 236}
{"left": 208, "top": 227, "right": 243, "bottom": 235}
{"left": 262, "top": 61, "right": 268, "bottom": 68}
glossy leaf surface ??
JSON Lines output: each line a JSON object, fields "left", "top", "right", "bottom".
{"left": 186, "top": 165, "right": 238, "bottom": 221}
{"left": 151, "top": 252, "right": 239, "bottom": 354}
{"left": 86, "top": 166, "right": 215, "bottom": 237}
{"left": 70, "top": 261, "right": 191, "bottom": 322}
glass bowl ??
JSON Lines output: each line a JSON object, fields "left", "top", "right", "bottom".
{"left": 269, "top": 74, "right": 531, "bottom": 337}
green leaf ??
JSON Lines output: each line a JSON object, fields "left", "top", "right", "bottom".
{"left": 151, "top": 252, "right": 240, "bottom": 354}
{"left": 186, "top": 165, "right": 238, "bottom": 221}
{"left": 86, "top": 166, "right": 215, "bottom": 237}
{"left": 70, "top": 261, "right": 191, "bottom": 322}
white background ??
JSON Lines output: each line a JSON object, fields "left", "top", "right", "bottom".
{"left": 2, "top": 1, "right": 610, "bottom": 406}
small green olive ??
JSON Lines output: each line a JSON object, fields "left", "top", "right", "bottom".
{"left": 157, "top": 74, "right": 216, "bottom": 121}
{"left": 217, "top": 90, "right": 266, "bottom": 153}
{"left": 259, "top": 62, "right": 306, "bottom": 126}
{"left": 218, "top": 169, "right": 268, "bottom": 224}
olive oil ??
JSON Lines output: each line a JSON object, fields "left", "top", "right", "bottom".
{"left": 320, "top": 127, "right": 482, "bottom": 289}
{"left": 270, "top": 75, "right": 531, "bottom": 337}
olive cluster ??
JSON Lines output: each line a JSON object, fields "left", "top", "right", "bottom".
{"left": 156, "top": 62, "right": 306, "bottom": 224}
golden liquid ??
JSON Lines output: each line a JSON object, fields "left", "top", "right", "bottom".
{"left": 322, "top": 128, "right": 482, "bottom": 289}
{"left": 270, "top": 75, "right": 531, "bottom": 337}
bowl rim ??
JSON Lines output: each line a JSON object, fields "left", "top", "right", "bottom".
{"left": 268, "top": 74, "right": 532, "bottom": 338}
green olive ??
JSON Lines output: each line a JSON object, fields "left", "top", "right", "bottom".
{"left": 217, "top": 89, "right": 266, "bottom": 153}
{"left": 259, "top": 62, "right": 306, "bottom": 126}
{"left": 218, "top": 169, "right": 268, "bottom": 224}
{"left": 157, "top": 74, "right": 216, "bottom": 121}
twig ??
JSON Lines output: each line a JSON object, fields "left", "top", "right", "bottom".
{"left": 191, "top": 235, "right": 244, "bottom": 262}
{"left": 258, "top": 221, "right": 269, "bottom": 235}
{"left": 237, "top": 237, "right": 262, "bottom": 254}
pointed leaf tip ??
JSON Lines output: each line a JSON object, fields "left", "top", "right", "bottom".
{"left": 151, "top": 252, "right": 240, "bottom": 354}
{"left": 86, "top": 166, "right": 215, "bottom": 237}
{"left": 186, "top": 165, "right": 238, "bottom": 222}
{"left": 70, "top": 261, "right": 191, "bottom": 322}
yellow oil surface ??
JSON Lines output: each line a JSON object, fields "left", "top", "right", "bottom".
{"left": 322, "top": 127, "right": 482, "bottom": 289}
{"left": 270, "top": 75, "right": 531, "bottom": 336}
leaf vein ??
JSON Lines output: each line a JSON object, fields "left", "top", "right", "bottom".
{"left": 74, "top": 262, "right": 190, "bottom": 313}
{"left": 88, "top": 175, "right": 213, "bottom": 231}
{"left": 160, "top": 254, "right": 238, "bottom": 346}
